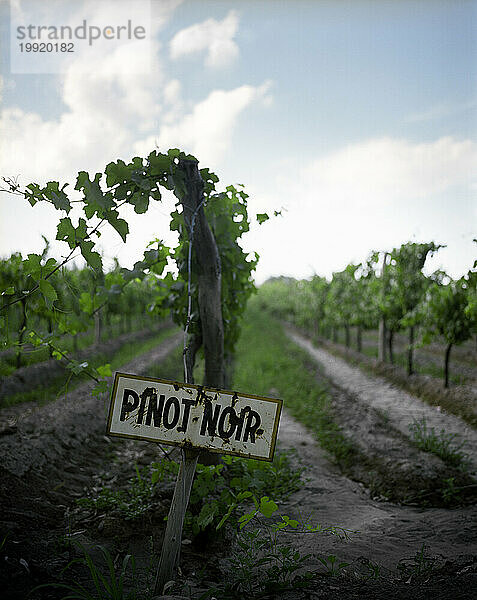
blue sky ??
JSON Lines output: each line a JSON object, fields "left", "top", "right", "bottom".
{"left": 0, "top": 0, "right": 476, "bottom": 283}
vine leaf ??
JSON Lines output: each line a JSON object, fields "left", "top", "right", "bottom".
{"left": 39, "top": 279, "right": 57, "bottom": 308}
{"left": 256, "top": 213, "right": 269, "bottom": 225}
{"left": 75, "top": 171, "right": 114, "bottom": 218}
{"left": 105, "top": 159, "right": 131, "bottom": 187}
{"left": 56, "top": 217, "right": 76, "bottom": 248}
{"left": 80, "top": 240, "right": 102, "bottom": 271}
{"left": 106, "top": 211, "right": 129, "bottom": 242}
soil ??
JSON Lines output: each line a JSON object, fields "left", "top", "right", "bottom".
{"left": 1, "top": 327, "right": 476, "bottom": 599}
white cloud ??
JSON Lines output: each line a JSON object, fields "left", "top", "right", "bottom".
{"left": 169, "top": 10, "right": 239, "bottom": 68}
{"left": 296, "top": 136, "right": 477, "bottom": 209}
{"left": 405, "top": 99, "right": 477, "bottom": 123}
{"left": 244, "top": 136, "right": 477, "bottom": 283}
{"left": 154, "top": 81, "right": 272, "bottom": 166}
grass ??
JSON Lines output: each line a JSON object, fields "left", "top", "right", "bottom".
{"left": 232, "top": 300, "right": 357, "bottom": 469}
{"left": 2, "top": 325, "right": 178, "bottom": 407}
{"left": 408, "top": 417, "right": 470, "bottom": 469}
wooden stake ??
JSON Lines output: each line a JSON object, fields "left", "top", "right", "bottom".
{"left": 154, "top": 448, "right": 200, "bottom": 594}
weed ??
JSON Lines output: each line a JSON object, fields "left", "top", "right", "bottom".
{"left": 441, "top": 477, "right": 462, "bottom": 505}
{"left": 203, "top": 524, "right": 314, "bottom": 599}
{"left": 408, "top": 417, "right": 469, "bottom": 469}
{"left": 317, "top": 554, "right": 350, "bottom": 576}
{"left": 31, "top": 543, "right": 140, "bottom": 600}
{"left": 397, "top": 543, "right": 440, "bottom": 580}
{"left": 354, "top": 557, "right": 382, "bottom": 580}
{"left": 77, "top": 464, "right": 162, "bottom": 521}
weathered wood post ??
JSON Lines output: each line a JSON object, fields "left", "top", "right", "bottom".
{"left": 378, "top": 252, "right": 388, "bottom": 363}
{"left": 154, "top": 158, "right": 225, "bottom": 594}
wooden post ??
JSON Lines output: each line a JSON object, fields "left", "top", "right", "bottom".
{"left": 154, "top": 448, "right": 199, "bottom": 594}
{"left": 154, "top": 158, "right": 225, "bottom": 593}
{"left": 378, "top": 252, "right": 388, "bottom": 363}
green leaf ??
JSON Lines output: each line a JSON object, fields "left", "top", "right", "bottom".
{"left": 79, "top": 292, "right": 94, "bottom": 315}
{"left": 23, "top": 253, "right": 42, "bottom": 280}
{"left": 56, "top": 217, "right": 76, "bottom": 248}
{"left": 45, "top": 181, "right": 71, "bottom": 213}
{"left": 259, "top": 496, "right": 278, "bottom": 518}
{"left": 106, "top": 211, "right": 129, "bottom": 242}
{"left": 147, "top": 151, "right": 172, "bottom": 175}
{"left": 66, "top": 360, "right": 89, "bottom": 375}
{"left": 97, "top": 363, "right": 112, "bottom": 377}
{"left": 1, "top": 286, "right": 15, "bottom": 295}
{"left": 80, "top": 241, "right": 102, "bottom": 271}
{"left": 105, "top": 159, "right": 131, "bottom": 187}
{"left": 129, "top": 191, "right": 149, "bottom": 214}
{"left": 75, "top": 171, "right": 114, "bottom": 217}
{"left": 25, "top": 183, "right": 41, "bottom": 206}
{"left": 39, "top": 279, "right": 57, "bottom": 305}
{"left": 197, "top": 501, "right": 219, "bottom": 530}
{"left": 256, "top": 213, "right": 270, "bottom": 225}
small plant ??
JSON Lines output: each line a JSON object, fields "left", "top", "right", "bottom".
{"left": 408, "top": 417, "right": 469, "bottom": 468}
{"left": 209, "top": 526, "right": 314, "bottom": 598}
{"left": 354, "top": 557, "right": 382, "bottom": 580}
{"left": 317, "top": 554, "right": 350, "bottom": 576}
{"left": 441, "top": 477, "right": 462, "bottom": 505}
{"left": 31, "top": 544, "right": 139, "bottom": 600}
{"left": 204, "top": 495, "right": 352, "bottom": 598}
{"left": 397, "top": 543, "right": 440, "bottom": 580}
{"left": 77, "top": 464, "right": 165, "bottom": 521}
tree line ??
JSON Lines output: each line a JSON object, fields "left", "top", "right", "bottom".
{"left": 258, "top": 241, "right": 476, "bottom": 387}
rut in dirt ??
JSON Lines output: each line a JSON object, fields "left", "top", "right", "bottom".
{"left": 288, "top": 328, "right": 477, "bottom": 477}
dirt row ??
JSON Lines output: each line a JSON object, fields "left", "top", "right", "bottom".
{"left": 1, "top": 323, "right": 477, "bottom": 599}
{"left": 288, "top": 329, "right": 477, "bottom": 478}
{"left": 0, "top": 332, "right": 182, "bottom": 599}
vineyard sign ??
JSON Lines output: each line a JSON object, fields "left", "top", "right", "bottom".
{"left": 107, "top": 372, "right": 282, "bottom": 461}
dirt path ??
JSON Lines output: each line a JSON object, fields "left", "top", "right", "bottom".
{"left": 0, "top": 332, "right": 182, "bottom": 477}
{"left": 276, "top": 410, "right": 477, "bottom": 574}
{"left": 287, "top": 329, "right": 477, "bottom": 477}
{"left": 0, "top": 332, "right": 182, "bottom": 599}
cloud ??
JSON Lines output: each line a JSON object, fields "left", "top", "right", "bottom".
{"left": 296, "top": 136, "right": 477, "bottom": 209}
{"left": 244, "top": 136, "right": 477, "bottom": 283}
{"left": 152, "top": 81, "right": 272, "bottom": 166}
{"left": 169, "top": 10, "right": 239, "bottom": 68}
{"left": 405, "top": 99, "right": 477, "bottom": 123}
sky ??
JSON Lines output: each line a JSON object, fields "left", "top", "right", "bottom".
{"left": 0, "top": 0, "right": 476, "bottom": 284}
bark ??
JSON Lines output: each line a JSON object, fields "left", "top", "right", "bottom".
{"left": 16, "top": 298, "right": 27, "bottom": 369}
{"left": 444, "top": 343, "right": 452, "bottom": 388}
{"left": 184, "top": 332, "right": 202, "bottom": 384}
{"left": 179, "top": 158, "right": 225, "bottom": 389}
{"left": 407, "top": 325, "right": 414, "bottom": 376}
{"left": 388, "top": 329, "right": 394, "bottom": 365}
{"left": 356, "top": 325, "right": 362, "bottom": 353}
{"left": 378, "top": 318, "right": 387, "bottom": 362}
{"left": 345, "top": 324, "right": 351, "bottom": 348}
{"left": 154, "top": 448, "right": 199, "bottom": 594}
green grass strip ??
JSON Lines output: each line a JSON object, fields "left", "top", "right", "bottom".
{"left": 232, "top": 300, "right": 356, "bottom": 468}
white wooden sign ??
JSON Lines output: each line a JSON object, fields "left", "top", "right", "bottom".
{"left": 107, "top": 372, "right": 282, "bottom": 461}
